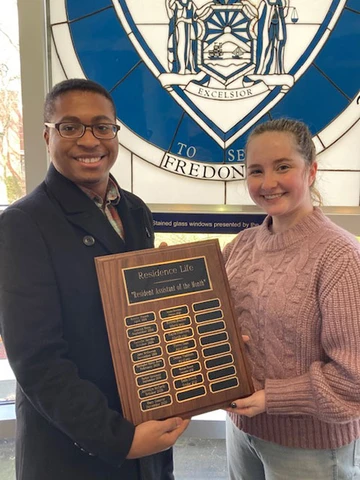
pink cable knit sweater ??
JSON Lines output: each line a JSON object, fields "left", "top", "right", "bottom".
{"left": 224, "top": 207, "right": 360, "bottom": 449}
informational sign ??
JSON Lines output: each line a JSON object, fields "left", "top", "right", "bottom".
{"left": 153, "top": 211, "right": 266, "bottom": 233}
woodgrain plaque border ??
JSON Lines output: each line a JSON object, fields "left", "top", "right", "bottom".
{"left": 95, "top": 239, "right": 253, "bottom": 425}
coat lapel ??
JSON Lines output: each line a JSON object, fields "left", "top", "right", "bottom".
{"left": 45, "top": 164, "right": 126, "bottom": 254}
{"left": 117, "top": 196, "right": 150, "bottom": 251}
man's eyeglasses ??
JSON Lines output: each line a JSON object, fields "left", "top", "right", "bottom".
{"left": 44, "top": 122, "right": 120, "bottom": 139}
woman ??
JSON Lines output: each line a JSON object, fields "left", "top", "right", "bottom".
{"left": 224, "top": 118, "right": 360, "bottom": 479}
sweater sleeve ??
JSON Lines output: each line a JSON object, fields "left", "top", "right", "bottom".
{"left": 222, "top": 231, "right": 246, "bottom": 263}
{"left": 222, "top": 240, "right": 233, "bottom": 263}
{"left": 265, "top": 244, "right": 360, "bottom": 423}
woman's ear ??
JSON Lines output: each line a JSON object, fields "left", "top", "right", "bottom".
{"left": 308, "top": 161, "right": 318, "bottom": 187}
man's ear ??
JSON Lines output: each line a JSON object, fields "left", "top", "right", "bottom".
{"left": 43, "top": 127, "right": 50, "bottom": 150}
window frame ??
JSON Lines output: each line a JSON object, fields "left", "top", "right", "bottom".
{"left": 0, "top": 0, "right": 47, "bottom": 440}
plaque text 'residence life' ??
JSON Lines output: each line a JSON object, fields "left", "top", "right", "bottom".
{"left": 123, "top": 257, "right": 211, "bottom": 305}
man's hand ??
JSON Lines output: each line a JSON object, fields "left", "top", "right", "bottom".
{"left": 226, "top": 390, "right": 265, "bottom": 418}
{"left": 126, "top": 417, "right": 190, "bottom": 459}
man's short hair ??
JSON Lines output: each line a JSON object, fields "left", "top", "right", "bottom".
{"left": 44, "top": 78, "right": 117, "bottom": 121}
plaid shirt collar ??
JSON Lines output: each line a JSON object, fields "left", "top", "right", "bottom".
{"left": 78, "top": 177, "right": 121, "bottom": 209}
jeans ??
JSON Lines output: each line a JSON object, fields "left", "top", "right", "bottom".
{"left": 226, "top": 416, "right": 360, "bottom": 480}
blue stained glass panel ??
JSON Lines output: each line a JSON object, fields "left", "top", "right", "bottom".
{"left": 112, "top": 63, "right": 183, "bottom": 151}
{"left": 69, "top": 9, "right": 139, "bottom": 91}
{"left": 315, "top": 9, "right": 360, "bottom": 99}
{"left": 66, "top": 0, "right": 113, "bottom": 22}
{"left": 169, "top": 114, "right": 224, "bottom": 163}
{"left": 345, "top": 0, "right": 360, "bottom": 11}
{"left": 270, "top": 66, "right": 349, "bottom": 134}
{"left": 225, "top": 114, "right": 272, "bottom": 163}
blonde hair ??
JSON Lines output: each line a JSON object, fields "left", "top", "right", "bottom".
{"left": 245, "top": 118, "right": 321, "bottom": 205}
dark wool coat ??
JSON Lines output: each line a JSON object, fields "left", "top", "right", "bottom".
{"left": 0, "top": 164, "right": 173, "bottom": 480}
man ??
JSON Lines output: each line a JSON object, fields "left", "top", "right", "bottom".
{"left": 0, "top": 79, "right": 189, "bottom": 479}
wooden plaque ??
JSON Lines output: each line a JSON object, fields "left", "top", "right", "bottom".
{"left": 95, "top": 239, "right": 253, "bottom": 425}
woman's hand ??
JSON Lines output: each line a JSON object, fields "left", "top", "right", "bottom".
{"left": 224, "top": 334, "right": 265, "bottom": 418}
{"left": 226, "top": 390, "right": 265, "bottom": 418}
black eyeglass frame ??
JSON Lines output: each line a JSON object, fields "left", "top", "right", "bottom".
{"left": 44, "top": 122, "right": 120, "bottom": 139}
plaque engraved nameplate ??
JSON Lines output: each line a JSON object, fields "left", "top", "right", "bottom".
{"left": 95, "top": 239, "right": 253, "bottom": 424}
